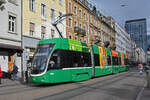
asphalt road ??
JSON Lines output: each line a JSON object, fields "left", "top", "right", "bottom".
{"left": 0, "top": 68, "right": 146, "bottom": 100}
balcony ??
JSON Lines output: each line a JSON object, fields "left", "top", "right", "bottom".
{"left": 74, "top": 27, "right": 86, "bottom": 36}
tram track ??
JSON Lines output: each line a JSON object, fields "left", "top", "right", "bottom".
{"left": 36, "top": 71, "right": 135, "bottom": 100}
{"left": 0, "top": 69, "right": 140, "bottom": 100}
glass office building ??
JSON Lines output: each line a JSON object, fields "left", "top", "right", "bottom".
{"left": 125, "top": 18, "right": 148, "bottom": 52}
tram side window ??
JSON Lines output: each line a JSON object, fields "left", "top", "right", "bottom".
{"left": 112, "top": 56, "right": 119, "bottom": 66}
{"left": 48, "top": 49, "right": 91, "bottom": 70}
{"left": 72, "top": 51, "right": 79, "bottom": 67}
{"left": 127, "top": 59, "right": 129, "bottom": 65}
{"left": 125, "top": 59, "right": 128, "bottom": 65}
{"left": 59, "top": 50, "right": 91, "bottom": 68}
{"left": 118, "top": 57, "right": 121, "bottom": 65}
{"left": 107, "top": 56, "right": 111, "bottom": 66}
{"left": 80, "top": 52, "right": 91, "bottom": 67}
{"left": 71, "top": 51, "right": 91, "bottom": 67}
{"left": 94, "top": 54, "right": 100, "bottom": 66}
{"left": 48, "top": 50, "right": 59, "bottom": 70}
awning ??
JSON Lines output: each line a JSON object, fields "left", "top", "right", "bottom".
{"left": 0, "top": 43, "right": 23, "bottom": 56}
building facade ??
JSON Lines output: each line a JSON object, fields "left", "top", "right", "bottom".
{"left": 130, "top": 40, "right": 137, "bottom": 64}
{"left": 115, "top": 23, "right": 132, "bottom": 60}
{"left": 115, "top": 23, "right": 126, "bottom": 53}
{"left": 66, "top": 0, "right": 90, "bottom": 43}
{"left": 125, "top": 18, "right": 148, "bottom": 52}
{"left": 124, "top": 31, "right": 132, "bottom": 58}
{"left": 66, "top": 0, "right": 116, "bottom": 47}
{"left": 22, "top": 0, "right": 66, "bottom": 71}
{"left": 105, "top": 17, "right": 116, "bottom": 48}
{"left": 0, "top": 0, "right": 22, "bottom": 74}
{"left": 135, "top": 47, "right": 147, "bottom": 64}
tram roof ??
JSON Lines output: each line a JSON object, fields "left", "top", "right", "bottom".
{"left": 37, "top": 38, "right": 127, "bottom": 57}
{"left": 38, "top": 38, "right": 90, "bottom": 53}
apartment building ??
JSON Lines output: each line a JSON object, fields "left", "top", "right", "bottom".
{"left": 0, "top": 0, "right": 22, "bottom": 74}
{"left": 22, "top": 0, "right": 66, "bottom": 71}
{"left": 66, "top": 0, "right": 90, "bottom": 43}
{"left": 66, "top": 0, "right": 116, "bottom": 47}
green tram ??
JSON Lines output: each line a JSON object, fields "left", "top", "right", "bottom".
{"left": 30, "top": 38, "right": 129, "bottom": 83}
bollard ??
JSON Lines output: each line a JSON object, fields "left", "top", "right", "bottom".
{"left": 25, "top": 71, "right": 29, "bottom": 84}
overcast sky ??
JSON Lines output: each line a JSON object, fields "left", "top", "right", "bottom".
{"left": 89, "top": 0, "right": 150, "bottom": 32}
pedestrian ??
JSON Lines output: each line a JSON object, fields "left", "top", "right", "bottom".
{"left": 138, "top": 64, "right": 143, "bottom": 74}
{"left": 12, "top": 63, "right": 18, "bottom": 81}
{"left": 144, "top": 64, "right": 150, "bottom": 72}
{"left": 0, "top": 65, "right": 3, "bottom": 84}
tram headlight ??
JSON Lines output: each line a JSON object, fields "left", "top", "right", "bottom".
{"left": 32, "top": 78, "right": 36, "bottom": 81}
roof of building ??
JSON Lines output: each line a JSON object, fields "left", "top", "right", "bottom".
{"left": 125, "top": 18, "right": 146, "bottom": 23}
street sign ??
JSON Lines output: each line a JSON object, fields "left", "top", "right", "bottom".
{"left": 24, "top": 51, "right": 29, "bottom": 61}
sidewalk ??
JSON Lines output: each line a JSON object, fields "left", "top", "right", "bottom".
{"left": 140, "top": 87, "right": 150, "bottom": 100}
{"left": 0, "top": 78, "right": 21, "bottom": 88}
{"left": 137, "top": 71, "right": 150, "bottom": 100}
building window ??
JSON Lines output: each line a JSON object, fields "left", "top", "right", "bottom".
{"left": 51, "top": 29, "right": 55, "bottom": 38}
{"left": 51, "top": 8, "right": 55, "bottom": 20}
{"left": 80, "top": 38, "right": 82, "bottom": 42}
{"left": 79, "top": 24, "right": 82, "bottom": 29}
{"left": 68, "top": 17, "right": 72, "bottom": 28}
{"left": 75, "top": 36, "right": 78, "bottom": 40}
{"left": 8, "top": 15, "right": 16, "bottom": 33}
{"left": 29, "top": 0, "right": 35, "bottom": 11}
{"left": 68, "top": 2, "right": 72, "bottom": 12}
{"left": 74, "top": 6, "right": 77, "bottom": 14}
{"left": 83, "top": 25, "right": 86, "bottom": 31}
{"left": 91, "top": 27, "right": 93, "bottom": 37}
{"left": 90, "top": 15, "right": 92, "bottom": 23}
{"left": 83, "top": 12, "right": 86, "bottom": 19}
{"left": 41, "top": 26, "right": 46, "bottom": 39}
{"left": 94, "top": 18, "right": 97, "bottom": 27}
{"left": 59, "top": 0, "right": 62, "bottom": 5}
{"left": 69, "top": 35, "right": 72, "bottom": 39}
{"left": 41, "top": 3, "right": 46, "bottom": 19}
{"left": 74, "top": 21, "right": 77, "bottom": 27}
{"left": 79, "top": 9, "right": 82, "bottom": 17}
{"left": 29, "top": 22, "right": 35, "bottom": 36}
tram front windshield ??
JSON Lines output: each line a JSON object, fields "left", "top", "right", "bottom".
{"left": 31, "top": 44, "right": 54, "bottom": 74}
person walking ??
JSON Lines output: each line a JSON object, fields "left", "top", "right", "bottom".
{"left": 139, "top": 64, "right": 143, "bottom": 74}
{"left": 0, "top": 66, "right": 3, "bottom": 84}
{"left": 12, "top": 63, "right": 18, "bottom": 81}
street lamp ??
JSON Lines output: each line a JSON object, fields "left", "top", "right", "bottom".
{"left": 121, "top": 4, "right": 128, "bottom": 7}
